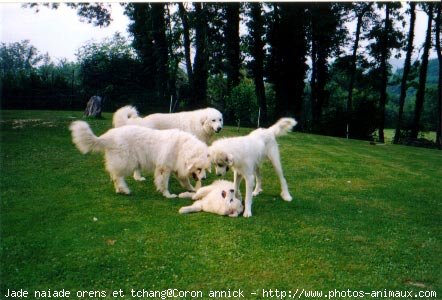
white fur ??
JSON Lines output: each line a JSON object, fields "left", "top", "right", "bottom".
{"left": 113, "top": 105, "right": 223, "bottom": 144}
{"left": 69, "top": 121, "right": 211, "bottom": 198}
{"left": 209, "top": 118, "right": 297, "bottom": 217}
{"left": 179, "top": 180, "right": 243, "bottom": 217}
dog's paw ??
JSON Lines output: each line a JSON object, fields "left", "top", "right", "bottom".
{"left": 281, "top": 191, "right": 292, "bottom": 202}
{"left": 243, "top": 210, "right": 252, "bottom": 218}
{"left": 252, "top": 188, "right": 263, "bottom": 196}
{"left": 178, "top": 192, "right": 195, "bottom": 198}
{"left": 134, "top": 176, "right": 146, "bottom": 182}
{"left": 116, "top": 187, "right": 131, "bottom": 195}
{"left": 163, "top": 192, "right": 177, "bottom": 198}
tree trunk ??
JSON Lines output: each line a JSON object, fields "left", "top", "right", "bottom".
{"left": 435, "top": 4, "right": 442, "bottom": 149}
{"left": 225, "top": 3, "right": 241, "bottom": 89}
{"left": 378, "top": 3, "right": 390, "bottom": 143}
{"left": 394, "top": 2, "right": 416, "bottom": 144}
{"left": 192, "top": 2, "right": 209, "bottom": 109}
{"left": 249, "top": 3, "right": 268, "bottom": 125}
{"left": 150, "top": 3, "right": 169, "bottom": 102}
{"left": 411, "top": 3, "right": 434, "bottom": 139}
{"left": 347, "top": 7, "right": 368, "bottom": 138}
{"left": 178, "top": 3, "right": 193, "bottom": 88}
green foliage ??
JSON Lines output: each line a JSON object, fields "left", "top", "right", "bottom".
{"left": 1, "top": 41, "right": 82, "bottom": 110}
{"left": 76, "top": 33, "right": 150, "bottom": 111}
{"left": 226, "top": 78, "right": 259, "bottom": 127}
{"left": 1, "top": 110, "right": 441, "bottom": 295}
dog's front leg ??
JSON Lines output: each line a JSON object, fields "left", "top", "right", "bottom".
{"left": 233, "top": 171, "right": 243, "bottom": 200}
{"left": 177, "top": 176, "right": 195, "bottom": 192}
{"left": 133, "top": 169, "right": 146, "bottom": 181}
{"left": 111, "top": 174, "right": 131, "bottom": 195}
{"left": 154, "top": 167, "right": 177, "bottom": 198}
{"left": 243, "top": 174, "right": 255, "bottom": 218}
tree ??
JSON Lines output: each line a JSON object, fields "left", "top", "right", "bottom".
{"left": 24, "top": 3, "right": 112, "bottom": 27}
{"left": 0, "top": 40, "right": 44, "bottom": 75}
{"left": 76, "top": 33, "right": 141, "bottom": 106}
{"left": 308, "top": 3, "right": 348, "bottom": 130}
{"left": 224, "top": 3, "right": 241, "bottom": 89}
{"left": 411, "top": 3, "right": 434, "bottom": 139}
{"left": 245, "top": 3, "right": 268, "bottom": 125}
{"left": 192, "top": 2, "right": 209, "bottom": 109}
{"left": 366, "top": 3, "right": 404, "bottom": 143}
{"left": 267, "top": 3, "right": 308, "bottom": 121}
{"left": 346, "top": 3, "right": 373, "bottom": 138}
{"left": 436, "top": 3, "right": 442, "bottom": 148}
{"left": 394, "top": 2, "right": 416, "bottom": 144}
{"left": 178, "top": 3, "right": 193, "bottom": 93}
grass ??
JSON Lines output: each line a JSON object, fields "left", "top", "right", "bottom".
{"left": 1, "top": 110, "right": 441, "bottom": 299}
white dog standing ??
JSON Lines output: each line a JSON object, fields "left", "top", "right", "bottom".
{"left": 179, "top": 180, "right": 243, "bottom": 217}
{"left": 113, "top": 105, "right": 223, "bottom": 143}
{"left": 209, "top": 118, "right": 297, "bottom": 217}
{"left": 113, "top": 105, "right": 223, "bottom": 181}
{"left": 69, "top": 121, "right": 211, "bottom": 198}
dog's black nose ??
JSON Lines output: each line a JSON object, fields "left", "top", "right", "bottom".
{"left": 216, "top": 127, "right": 222, "bottom": 133}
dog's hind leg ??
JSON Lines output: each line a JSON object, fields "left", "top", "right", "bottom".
{"left": 133, "top": 169, "right": 146, "bottom": 181}
{"left": 253, "top": 167, "right": 263, "bottom": 196}
{"left": 154, "top": 167, "right": 177, "bottom": 198}
{"left": 267, "top": 145, "right": 292, "bottom": 201}
{"left": 179, "top": 201, "right": 203, "bottom": 214}
{"left": 243, "top": 174, "right": 255, "bottom": 218}
{"left": 111, "top": 174, "right": 131, "bottom": 194}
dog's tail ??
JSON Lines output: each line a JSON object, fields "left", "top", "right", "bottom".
{"left": 268, "top": 118, "right": 297, "bottom": 137}
{"left": 69, "top": 121, "right": 105, "bottom": 154}
{"left": 112, "top": 105, "right": 139, "bottom": 127}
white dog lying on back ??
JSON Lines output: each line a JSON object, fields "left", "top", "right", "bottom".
{"left": 179, "top": 180, "right": 243, "bottom": 217}
{"left": 209, "top": 118, "right": 297, "bottom": 217}
{"left": 69, "top": 121, "right": 210, "bottom": 198}
{"left": 113, "top": 105, "right": 223, "bottom": 143}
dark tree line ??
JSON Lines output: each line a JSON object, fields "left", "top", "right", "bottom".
{"left": 3, "top": 2, "right": 442, "bottom": 147}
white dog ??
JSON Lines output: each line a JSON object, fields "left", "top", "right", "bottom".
{"left": 179, "top": 180, "right": 243, "bottom": 217}
{"left": 113, "top": 105, "right": 223, "bottom": 143}
{"left": 209, "top": 118, "right": 297, "bottom": 217}
{"left": 69, "top": 121, "right": 211, "bottom": 198}
{"left": 113, "top": 105, "right": 223, "bottom": 181}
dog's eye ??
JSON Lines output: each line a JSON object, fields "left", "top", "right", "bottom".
{"left": 197, "top": 168, "right": 202, "bottom": 172}
{"left": 212, "top": 119, "right": 216, "bottom": 122}
{"left": 219, "top": 119, "right": 222, "bottom": 122}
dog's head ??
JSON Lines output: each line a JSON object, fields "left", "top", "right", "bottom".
{"left": 209, "top": 149, "right": 233, "bottom": 176}
{"left": 186, "top": 152, "right": 212, "bottom": 181}
{"left": 201, "top": 108, "right": 223, "bottom": 134}
{"left": 221, "top": 189, "right": 243, "bottom": 217}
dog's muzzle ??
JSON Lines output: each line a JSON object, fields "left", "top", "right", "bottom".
{"left": 215, "top": 127, "right": 222, "bottom": 133}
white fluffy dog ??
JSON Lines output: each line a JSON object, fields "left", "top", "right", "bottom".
{"left": 113, "top": 105, "right": 223, "bottom": 181}
{"left": 69, "top": 121, "right": 211, "bottom": 198}
{"left": 209, "top": 118, "right": 297, "bottom": 217}
{"left": 113, "top": 105, "right": 223, "bottom": 143}
{"left": 179, "top": 180, "right": 243, "bottom": 217}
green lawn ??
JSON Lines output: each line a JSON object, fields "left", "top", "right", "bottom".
{"left": 1, "top": 110, "right": 441, "bottom": 299}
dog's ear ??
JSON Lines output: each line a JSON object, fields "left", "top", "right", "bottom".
{"left": 221, "top": 190, "right": 227, "bottom": 198}
{"left": 200, "top": 115, "right": 207, "bottom": 126}
{"left": 226, "top": 154, "right": 234, "bottom": 166}
{"left": 186, "top": 160, "right": 194, "bottom": 172}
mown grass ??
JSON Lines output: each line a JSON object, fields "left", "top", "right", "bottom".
{"left": 1, "top": 110, "right": 441, "bottom": 299}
